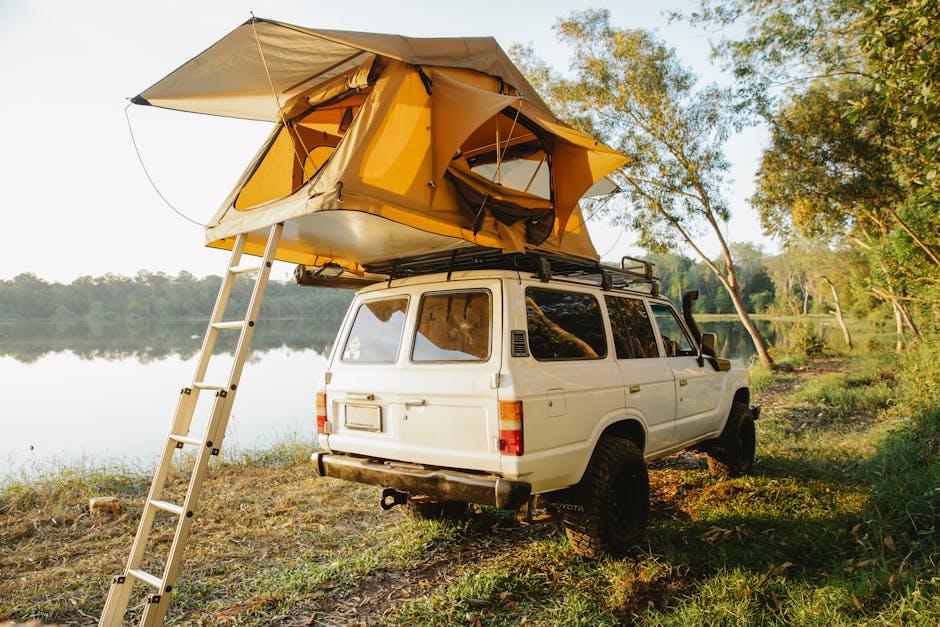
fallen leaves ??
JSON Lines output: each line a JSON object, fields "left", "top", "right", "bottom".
{"left": 756, "top": 561, "right": 795, "bottom": 588}
{"left": 843, "top": 558, "right": 878, "bottom": 573}
{"left": 700, "top": 524, "right": 747, "bottom": 543}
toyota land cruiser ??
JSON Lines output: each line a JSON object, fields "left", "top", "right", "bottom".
{"left": 309, "top": 250, "right": 758, "bottom": 558}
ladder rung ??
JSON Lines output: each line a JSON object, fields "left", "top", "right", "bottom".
{"left": 127, "top": 568, "right": 163, "bottom": 590}
{"left": 150, "top": 499, "right": 184, "bottom": 517}
{"left": 229, "top": 263, "right": 261, "bottom": 275}
{"left": 211, "top": 320, "right": 245, "bottom": 330}
{"left": 169, "top": 434, "right": 202, "bottom": 447}
{"left": 192, "top": 382, "right": 224, "bottom": 391}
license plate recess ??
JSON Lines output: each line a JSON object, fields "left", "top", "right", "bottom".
{"left": 344, "top": 404, "right": 382, "bottom": 431}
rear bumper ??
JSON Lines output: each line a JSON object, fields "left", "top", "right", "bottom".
{"left": 312, "top": 452, "right": 531, "bottom": 510}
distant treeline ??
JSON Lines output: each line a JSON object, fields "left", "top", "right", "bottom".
{"left": 0, "top": 244, "right": 896, "bottom": 324}
{"left": 0, "top": 255, "right": 773, "bottom": 324}
{"left": 0, "top": 271, "right": 353, "bottom": 323}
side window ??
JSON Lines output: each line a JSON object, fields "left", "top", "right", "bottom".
{"left": 412, "top": 290, "right": 491, "bottom": 362}
{"left": 526, "top": 288, "right": 607, "bottom": 360}
{"left": 649, "top": 303, "right": 697, "bottom": 357}
{"left": 605, "top": 296, "right": 660, "bottom": 359}
{"left": 341, "top": 297, "right": 409, "bottom": 363}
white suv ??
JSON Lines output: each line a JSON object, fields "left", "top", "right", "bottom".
{"left": 310, "top": 251, "right": 758, "bottom": 558}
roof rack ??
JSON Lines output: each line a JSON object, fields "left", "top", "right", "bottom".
{"left": 295, "top": 246, "right": 659, "bottom": 293}
{"left": 364, "top": 246, "right": 660, "bottom": 294}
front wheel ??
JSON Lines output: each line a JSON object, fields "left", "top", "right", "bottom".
{"left": 706, "top": 402, "right": 756, "bottom": 478}
{"left": 563, "top": 437, "right": 649, "bottom": 559}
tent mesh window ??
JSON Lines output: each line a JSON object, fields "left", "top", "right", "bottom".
{"left": 235, "top": 91, "right": 370, "bottom": 210}
{"left": 448, "top": 110, "right": 556, "bottom": 244}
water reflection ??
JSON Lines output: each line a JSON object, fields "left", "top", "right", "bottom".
{"left": 0, "top": 317, "right": 833, "bottom": 364}
{"left": 0, "top": 318, "right": 338, "bottom": 363}
{"left": 2, "top": 348, "right": 329, "bottom": 481}
{"left": 700, "top": 317, "right": 834, "bottom": 361}
{"left": 0, "top": 319, "right": 337, "bottom": 482}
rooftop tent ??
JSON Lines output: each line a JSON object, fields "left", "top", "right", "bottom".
{"left": 133, "top": 17, "right": 628, "bottom": 274}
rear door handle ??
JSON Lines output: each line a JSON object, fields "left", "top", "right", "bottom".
{"left": 629, "top": 385, "right": 641, "bottom": 394}
{"left": 404, "top": 398, "right": 426, "bottom": 407}
{"left": 679, "top": 379, "right": 688, "bottom": 386}
{"left": 347, "top": 392, "right": 375, "bottom": 401}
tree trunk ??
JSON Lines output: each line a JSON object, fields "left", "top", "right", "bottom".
{"left": 787, "top": 275, "right": 800, "bottom": 316}
{"left": 822, "top": 276, "right": 852, "bottom": 350}
{"left": 897, "top": 300, "right": 921, "bottom": 338}
{"left": 892, "top": 300, "right": 905, "bottom": 352}
{"left": 721, "top": 278, "right": 774, "bottom": 367}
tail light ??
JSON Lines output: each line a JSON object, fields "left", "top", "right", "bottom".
{"left": 316, "top": 392, "right": 328, "bottom": 434}
{"left": 499, "top": 400, "right": 524, "bottom": 456}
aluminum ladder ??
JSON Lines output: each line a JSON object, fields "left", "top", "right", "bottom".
{"left": 99, "top": 223, "right": 282, "bottom": 626}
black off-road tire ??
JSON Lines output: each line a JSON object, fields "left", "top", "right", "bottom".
{"left": 563, "top": 437, "right": 649, "bottom": 559}
{"left": 404, "top": 499, "right": 469, "bottom": 521}
{"left": 706, "top": 402, "right": 756, "bottom": 478}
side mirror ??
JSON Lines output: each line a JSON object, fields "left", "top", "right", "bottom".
{"left": 701, "top": 332, "right": 717, "bottom": 357}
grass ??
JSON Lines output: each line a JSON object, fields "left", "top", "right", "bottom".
{"left": 2, "top": 347, "right": 939, "bottom": 625}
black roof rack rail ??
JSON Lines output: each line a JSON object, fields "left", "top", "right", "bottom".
{"left": 358, "top": 246, "right": 660, "bottom": 294}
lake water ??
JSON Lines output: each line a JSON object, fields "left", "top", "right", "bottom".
{"left": 0, "top": 316, "right": 822, "bottom": 482}
{"left": 0, "top": 320, "right": 336, "bottom": 482}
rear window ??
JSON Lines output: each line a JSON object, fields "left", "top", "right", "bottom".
{"left": 341, "top": 297, "right": 409, "bottom": 363}
{"left": 526, "top": 288, "right": 607, "bottom": 360}
{"left": 412, "top": 290, "right": 491, "bottom": 362}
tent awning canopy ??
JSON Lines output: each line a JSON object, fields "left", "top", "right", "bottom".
{"left": 133, "top": 18, "right": 628, "bottom": 275}
{"left": 135, "top": 17, "right": 549, "bottom": 121}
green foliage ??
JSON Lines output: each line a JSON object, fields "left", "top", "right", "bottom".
{"left": 793, "top": 373, "right": 892, "bottom": 412}
{"left": 530, "top": 10, "right": 736, "bottom": 252}
{"left": 682, "top": 0, "right": 867, "bottom": 115}
{"left": 862, "top": 338, "right": 939, "bottom": 554}
{"left": 752, "top": 79, "right": 902, "bottom": 247}
{"left": 789, "top": 323, "right": 828, "bottom": 358}
{"left": 868, "top": 409, "right": 940, "bottom": 548}
{"left": 861, "top": 0, "right": 940, "bottom": 214}
{"left": 747, "top": 363, "right": 777, "bottom": 393}
{"left": 644, "top": 249, "right": 778, "bottom": 315}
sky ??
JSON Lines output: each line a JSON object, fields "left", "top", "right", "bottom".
{"left": 0, "top": 0, "right": 771, "bottom": 284}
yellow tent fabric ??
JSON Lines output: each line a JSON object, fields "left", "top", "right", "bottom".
{"left": 133, "top": 17, "right": 628, "bottom": 273}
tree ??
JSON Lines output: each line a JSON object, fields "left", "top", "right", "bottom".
{"left": 861, "top": 0, "right": 940, "bottom": 217}
{"left": 752, "top": 79, "right": 928, "bottom": 341}
{"left": 514, "top": 9, "right": 774, "bottom": 365}
{"left": 685, "top": 0, "right": 940, "bottom": 334}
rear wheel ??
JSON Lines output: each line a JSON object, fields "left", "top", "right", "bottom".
{"left": 404, "top": 499, "right": 469, "bottom": 521}
{"left": 563, "top": 437, "right": 649, "bottom": 559}
{"left": 707, "top": 402, "right": 756, "bottom": 478}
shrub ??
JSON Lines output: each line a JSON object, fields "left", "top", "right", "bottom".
{"left": 867, "top": 335, "right": 940, "bottom": 548}
{"left": 788, "top": 322, "right": 827, "bottom": 358}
